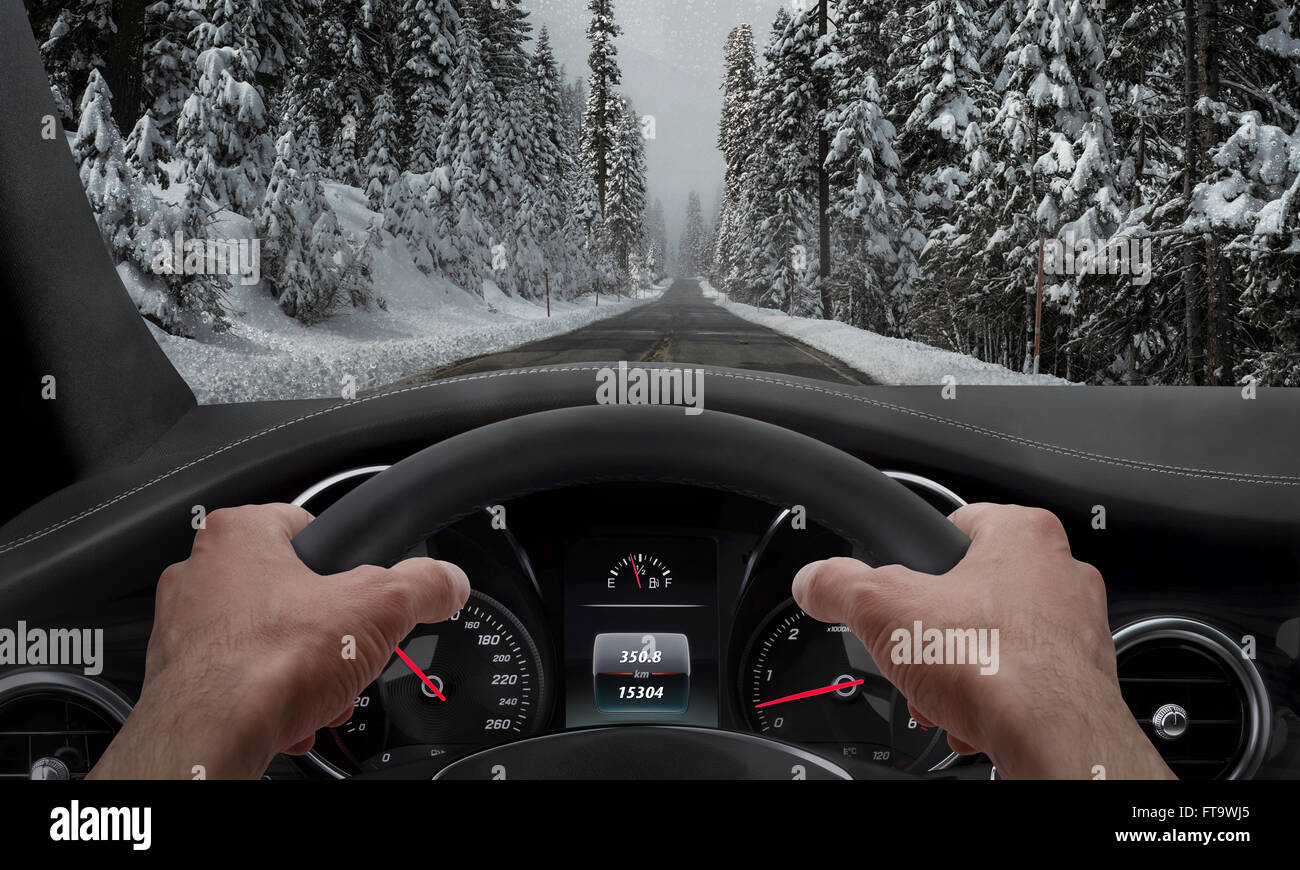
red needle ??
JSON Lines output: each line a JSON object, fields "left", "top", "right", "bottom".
{"left": 755, "top": 678, "right": 864, "bottom": 708}
{"left": 629, "top": 553, "right": 642, "bottom": 588}
{"left": 394, "top": 646, "right": 446, "bottom": 701}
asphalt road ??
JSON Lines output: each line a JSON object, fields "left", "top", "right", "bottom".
{"left": 391, "top": 278, "right": 874, "bottom": 387}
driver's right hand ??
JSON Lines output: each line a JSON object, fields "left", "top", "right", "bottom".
{"left": 793, "top": 504, "right": 1176, "bottom": 780}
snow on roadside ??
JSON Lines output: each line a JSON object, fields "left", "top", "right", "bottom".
{"left": 147, "top": 182, "right": 665, "bottom": 404}
{"left": 698, "top": 279, "right": 1073, "bottom": 386}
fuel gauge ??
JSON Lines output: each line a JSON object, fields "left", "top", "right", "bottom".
{"left": 607, "top": 553, "right": 673, "bottom": 591}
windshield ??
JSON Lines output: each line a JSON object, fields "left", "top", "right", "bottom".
{"left": 28, "top": 0, "right": 1300, "bottom": 402}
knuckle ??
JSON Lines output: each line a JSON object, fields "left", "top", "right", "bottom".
{"left": 282, "top": 503, "right": 313, "bottom": 526}
{"left": 202, "top": 507, "right": 239, "bottom": 534}
{"left": 1021, "top": 506, "right": 1066, "bottom": 538}
{"left": 1078, "top": 561, "right": 1106, "bottom": 595}
{"left": 156, "top": 563, "right": 184, "bottom": 594}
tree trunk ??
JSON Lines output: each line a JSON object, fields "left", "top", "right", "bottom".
{"left": 1182, "top": 0, "right": 1206, "bottom": 384}
{"left": 102, "top": 0, "right": 150, "bottom": 132}
{"left": 1133, "top": 66, "right": 1147, "bottom": 209}
{"left": 1025, "top": 114, "right": 1040, "bottom": 373}
{"left": 817, "top": 0, "right": 833, "bottom": 318}
{"left": 1197, "top": 0, "right": 1233, "bottom": 385}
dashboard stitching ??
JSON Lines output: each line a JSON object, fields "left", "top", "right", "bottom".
{"left": 0, "top": 365, "right": 1296, "bottom": 557}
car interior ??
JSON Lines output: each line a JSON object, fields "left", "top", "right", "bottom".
{"left": 1, "top": 0, "right": 1297, "bottom": 785}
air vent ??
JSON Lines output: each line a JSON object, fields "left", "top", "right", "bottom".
{"left": 1114, "top": 618, "right": 1270, "bottom": 780}
{"left": 0, "top": 672, "right": 132, "bottom": 780}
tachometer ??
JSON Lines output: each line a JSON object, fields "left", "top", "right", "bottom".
{"left": 740, "top": 600, "right": 949, "bottom": 772}
{"left": 309, "top": 590, "right": 546, "bottom": 777}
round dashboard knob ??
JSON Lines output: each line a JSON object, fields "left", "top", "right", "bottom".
{"left": 30, "top": 757, "right": 71, "bottom": 780}
{"left": 1152, "top": 703, "right": 1189, "bottom": 740}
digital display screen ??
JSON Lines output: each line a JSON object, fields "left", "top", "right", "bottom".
{"left": 563, "top": 537, "right": 718, "bottom": 728}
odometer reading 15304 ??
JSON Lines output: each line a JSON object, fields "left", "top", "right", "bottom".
{"left": 593, "top": 633, "right": 690, "bottom": 713}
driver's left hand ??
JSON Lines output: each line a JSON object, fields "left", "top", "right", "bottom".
{"left": 89, "top": 504, "right": 469, "bottom": 780}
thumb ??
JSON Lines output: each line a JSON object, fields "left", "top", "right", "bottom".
{"left": 792, "top": 557, "right": 922, "bottom": 654}
{"left": 382, "top": 558, "right": 472, "bottom": 625}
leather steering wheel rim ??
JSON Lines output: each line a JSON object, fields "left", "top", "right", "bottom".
{"left": 290, "top": 404, "right": 971, "bottom": 779}
{"left": 291, "top": 404, "right": 970, "bottom": 575}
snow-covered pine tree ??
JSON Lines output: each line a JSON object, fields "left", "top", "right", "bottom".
{"left": 295, "top": 0, "right": 389, "bottom": 185}
{"left": 1066, "top": 0, "right": 1184, "bottom": 384}
{"left": 1224, "top": 119, "right": 1300, "bottom": 387}
{"left": 435, "top": 9, "right": 500, "bottom": 296}
{"left": 678, "top": 192, "right": 708, "bottom": 277}
{"left": 382, "top": 171, "right": 439, "bottom": 274}
{"left": 364, "top": 90, "right": 402, "bottom": 210}
{"left": 561, "top": 75, "right": 588, "bottom": 158}
{"left": 34, "top": 0, "right": 113, "bottom": 125}
{"left": 923, "top": 0, "right": 1116, "bottom": 375}
{"left": 156, "top": 154, "right": 231, "bottom": 334}
{"left": 1184, "top": 112, "right": 1300, "bottom": 386}
{"left": 408, "top": 83, "right": 443, "bottom": 173}
{"left": 394, "top": 0, "right": 459, "bottom": 163}
{"left": 75, "top": 69, "right": 159, "bottom": 296}
{"left": 177, "top": 15, "right": 274, "bottom": 213}
{"left": 495, "top": 65, "right": 544, "bottom": 220}
{"left": 254, "top": 129, "right": 348, "bottom": 322}
{"left": 646, "top": 198, "right": 669, "bottom": 282}
{"left": 75, "top": 70, "right": 226, "bottom": 333}
{"left": 888, "top": 0, "right": 988, "bottom": 219}
{"left": 604, "top": 99, "right": 648, "bottom": 276}
{"left": 466, "top": 0, "right": 533, "bottom": 94}
{"left": 1172, "top": 0, "right": 1299, "bottom": 386}
{"left": 743, "top": 5, "right": 820, "bottom": 312}
{"left": 140, "top": 0, "right": 204, "bottom": 132}
{"left": 714, "top": 24, "right": 758, "bottom": 291}
{"left": 339, "top": 218, "right": 385, "bottom": 311}
{"left": 191, "top": 0, "right": 307, "bottom": 90}
{"left": 821, "top": 0, "right": 915, "bottom": 332}
{"left": 299, "top": 121, "right": 327, "bottom": 181}
{"left": 528, "top": 27, "right": 580, "bottom": 289}
{"left": 256, "top": 131, "right": 316, "bottom": 319}
{"left": 124, "top": 109, "right": 173, "bottom": 188}
{"left": 581, "top": 0, "right": 624, "bottom": 216}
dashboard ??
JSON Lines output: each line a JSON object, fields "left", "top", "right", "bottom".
{"left": 0, "top": 368, "right": 1295, "bottom": 781}
{"left": 293, "top": 473, "right": 968, "bottom": 780}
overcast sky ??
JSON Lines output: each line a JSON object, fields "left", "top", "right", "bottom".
{"left": 524, "top": 0, "right": 788, "bottom": 247}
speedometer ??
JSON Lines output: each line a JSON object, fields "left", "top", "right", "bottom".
{"left": 740, "top": 600, "right": 950, "bottom": 773}
{"left": 309, "top": 590, "right": 546, "bottom": 777}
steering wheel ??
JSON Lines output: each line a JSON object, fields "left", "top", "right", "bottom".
{"left": 291, "top": 404, "right": 970, "bottom": 779}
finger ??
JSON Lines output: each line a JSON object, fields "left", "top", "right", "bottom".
{"left": 382, "top": 558, "right": 471, "bottom": 625}
{"left": 260, "top": 502, "right": 316, "bottom": 539}
{"left": 791, "top": 557, "right": 915, "bottom": 646}
{"left": 947, "top": 734, "right": 980, "bottom": 756}
{"left": 327, "top": 703, "right": 355, "bottom": 728}
{"left": 907, "top": 700, "right": 935, "bottom": 729}
{"left": 285, "top": 735, "right": 316, "bottom": 756}
{"left": 946, "top": 502, "right": 1001, "bottom": 539}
